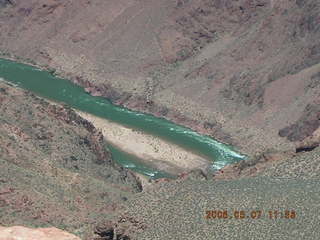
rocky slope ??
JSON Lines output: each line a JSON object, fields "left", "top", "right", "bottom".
{"left": 117, "top": 174, "right": 320, "bottom": 239}
{"left": 0, "top": 82, "right": 141, "bottom": 239}
{"left": 88, "top": 143, "right": 319, "bottom": 239}
{"left": 0, "top": 0, "right": 319, "bottom": 156}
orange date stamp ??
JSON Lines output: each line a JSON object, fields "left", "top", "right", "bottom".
{"left": 205, "top": 210, "right": 296, "bottom": 220}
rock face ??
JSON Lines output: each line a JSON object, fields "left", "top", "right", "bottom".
{"left": 295, "top": 127, "right": 320, "bottom": 152}
{"left": 0, "top": 226, "right": 80, "bottom": 240}
{"left": 0, "top": 82, "right": 141, "bottom": 239}
{"left": 0, "top": 0, "right": 12, "bottom": 8}
{"left": 279, "top": 102, "right": 320, "bottom": 141}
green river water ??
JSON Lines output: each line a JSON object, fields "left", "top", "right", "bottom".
{"left": 0, "top": 58, "right": 246, "bottom": 179}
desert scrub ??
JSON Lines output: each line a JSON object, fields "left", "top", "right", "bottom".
{"left": 24, "top": 58, "right": 36, "bottom": 65}
{"left": 0, "top": 87, "right": 7, "bottom": 94}
{"left": 0, "top": 51, "right": 11, "bottom": 57}
{"left": 149, "top": 60, "right": 182, "bottom": 81}
{"left": 176, "top": 48, "right": 192, "bottom": 60}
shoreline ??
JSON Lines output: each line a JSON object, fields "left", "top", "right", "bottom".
{"left": 0, "top": 58, "right": 245, "bottom": 179}
{"left": 0, "top": 55, "right": 249, "bottom": 154}
{"left": 0, "top": 56, "right": 251, "bottom": 179}
{"left": 77, "top": 111, "right": 211, "bottom": 176}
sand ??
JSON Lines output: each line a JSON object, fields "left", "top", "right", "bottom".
{"left": 77, "top": 111, "right": 211, "bottom": 175}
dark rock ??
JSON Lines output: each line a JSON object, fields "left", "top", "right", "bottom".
{"left": 296, "top": 144, "right": 319, "bottom": 153}
{"left": 119, "top": 170, "right": 143, "bottom": 193}
{"left": 18, "top": 7, "right": 32, "bottom": 16}
{"left": 308, "top": 72, "right": 320, "bottom": 89}
{"left": 94, "top": 221, "right": 131, "bottom": 240}
{"left": 158, "top": 106, "right": 169, "bottom": 116}
{"left": 296, "top": 0, "right": 304, "bottom": 8}
{"left": 279, "top": 103, "right": 320, "bottom": 141}
{"left": 203, "top": 121, "right": 216, "bottom": 130}
{"left": 223, "top": 72, "right": 265, "bottom": 107}
{"left": 94, "top": 222, "right": 114, "bottom": 240}
{"left": 0, "top": 88, "right": 7, "bottom": 94}
{"left": 295, "top": 127, "right": 320, "bottom": 152}
{"left": 88, "top": 130, "right": 113, "bottom": 165}
{"left": 0, "top": 0, "right": 14, "bottom": 7}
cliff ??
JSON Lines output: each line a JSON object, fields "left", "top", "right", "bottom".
{"left": 0, "top": 82, "right": 141, "bottom": 239}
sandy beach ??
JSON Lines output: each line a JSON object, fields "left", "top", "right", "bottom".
{"left": 77, "top": 111, "right": 211, "bottom": 175}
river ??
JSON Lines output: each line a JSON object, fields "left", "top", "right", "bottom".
{"left": 0, "top": 58, "right": 246, "bottom": 179}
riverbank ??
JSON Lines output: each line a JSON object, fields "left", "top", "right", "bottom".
{"left": 77, "top": 111, "right": 211, "bottom": 175}
{"left": 0, "top": 54, "right": 254, "bottom": 155}
{"left": 0, "top": 52, "right": 296, "bottom": 160}
{"left": 0, "top": 58, "right": 246, "bottom": 179}
{"left": 2, "top": 0, "right": 320, "bottom": 170}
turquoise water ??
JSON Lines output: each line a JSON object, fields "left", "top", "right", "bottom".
{"left": 0, "top": 58, "right": 246, "bottom": 178}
